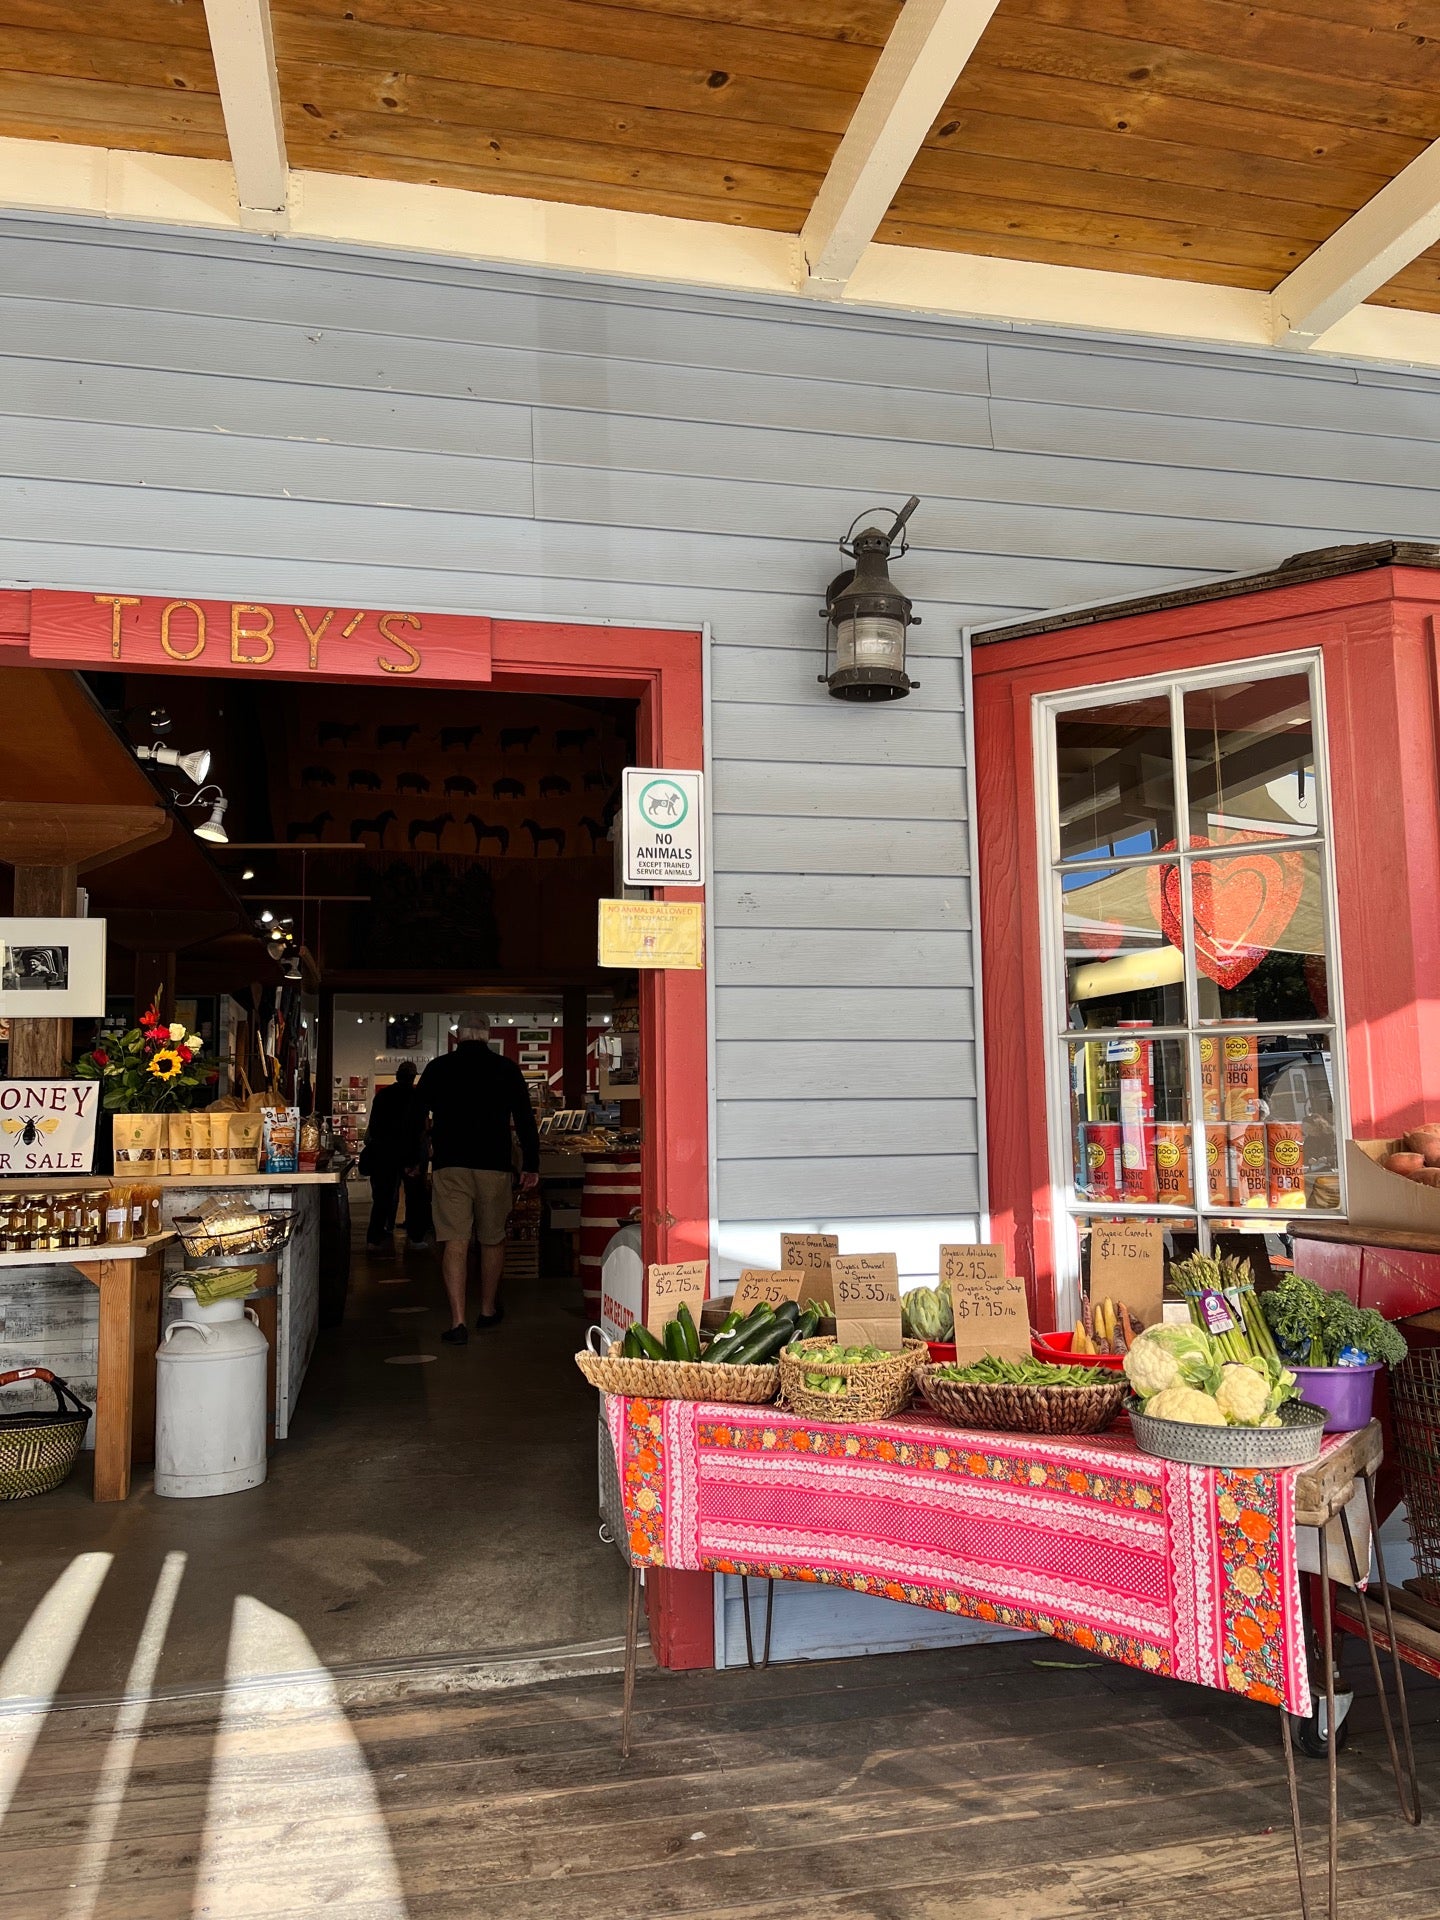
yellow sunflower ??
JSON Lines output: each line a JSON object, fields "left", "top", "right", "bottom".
{"left": 148, "top": 1048, "right": 185, "bottom": 1081}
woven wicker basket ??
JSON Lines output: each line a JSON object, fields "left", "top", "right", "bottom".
{"left": 918, "top": 1367, "right": 1127, "bottom": 1436}
{"left": 575, "top": 1339, "right": 779, "bottom": 1404}
{"left": 778, "top": 1337, "right": 926, "bottom": 1422}
{"left": 0, "top": 1368, "right": 91, "bottom": 1500}
{"left": 1126, "top": 1394, "right": 1325, "bottom": 1467}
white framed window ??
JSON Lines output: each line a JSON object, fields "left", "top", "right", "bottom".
{"left": 1034, "top": 651, "right": 1346, "bottom": 1311}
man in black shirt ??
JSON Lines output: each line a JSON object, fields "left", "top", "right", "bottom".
{"left": 360, "top": 1058, "right": 431, "bottom": 1248}
{"left": 416, "top": 1014, "right": 539, "bottom": 1344}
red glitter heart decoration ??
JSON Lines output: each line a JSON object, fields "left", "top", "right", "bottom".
{"left": 1146, "top": 834, "right": 1305, "bottom": 990}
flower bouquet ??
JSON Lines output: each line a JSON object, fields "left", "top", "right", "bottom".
{"left": 74, "top": 1006, "right": 209, "bottom": 1111}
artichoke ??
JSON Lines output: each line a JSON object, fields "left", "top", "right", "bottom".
{"left": 901, "top": 1285, "right": 953, "bottom": 1342}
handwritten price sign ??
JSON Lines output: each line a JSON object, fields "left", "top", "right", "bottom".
{"left": 732, "top": 1269, "right": 802, "bottom": 1315}
{"left": 1087, "top": 1222, "right": 1163, "bottom": 1327}
{"left": 831, "top": 1252, "right": 902, "bottom": 1351}
{"left": 645, "top": 1260, "right": 708, "bottom": 1337}
{"left": 780, "top": 1232, "right": 839, "bottom": 1310}
{"left": 941, "top": 1244, "right": 1030, "bottom": 1364}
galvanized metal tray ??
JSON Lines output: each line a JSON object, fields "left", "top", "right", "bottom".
{"left": 1126, "top": 1394, "right": 1326, "bottom": 1469}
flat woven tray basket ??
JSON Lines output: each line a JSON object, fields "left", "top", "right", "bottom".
{"left": 919, "top": 1367, "right": 1128, "bottom": 1436}
{"left": 778, "top": 1337, "right": 927, "bottom": 1423}
{"left": 575, "top": 1339, "right": 779, "bottom": 1405}
{"left": 1126, "top": 1394, "right": 1326, "bottom": 1468}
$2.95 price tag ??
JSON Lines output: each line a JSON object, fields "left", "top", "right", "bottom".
{"left": 645, "top": 1260, "right": 707, "bottom": 1337}
{"left": 940, "top": 1244, "right": 1029, "bottom": 1364}
{"left": 830, "top": 1252, "right": 902, "bottom": 1352}
{"left": 731, "top": 1269, "right": 802, "bottom": 1315}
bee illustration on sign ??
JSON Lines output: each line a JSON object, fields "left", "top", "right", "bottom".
{"left": 3, "top": 1115, "right": 60, "bottom": 1149}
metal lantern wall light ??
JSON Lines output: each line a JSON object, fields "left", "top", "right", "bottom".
{"left": 819, "top": 494, "right": 921, "bottom": 701}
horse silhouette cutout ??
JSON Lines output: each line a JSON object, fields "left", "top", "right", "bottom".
{"left": 539, "top": 773, "right": 572, "bottom": 798}
{"left": 377, "top": 723, "right": 421, "bottom": 749}
{"left": 408, "top": 812, "right": 452, "bottom": 849}
{"left": 500, "top": 725, "right": 541, "bottom": 752}
{"left": 395, "top": 771, "right": 431, "bottom": 795}
{"left": 582, "top": 770, "right": 610, "bottom": 791}
{"left": 348, "top": 768, "right": 383, "bottom": 791}
{"left": 579, "top": 816, "right": 608, "bottom": 851}
{"left": 521, "top": 819, "right": 566, "bottom": 856}
{"left": 466, "top": 815, "right": 510, "bottom": 855}
{"left": 350, "top": 810, "right": 397, "bottom": 846}
{"left": 288, "top": 810, "right": 333, "bottom": 842}
{"left": 440, "top": 725, "right": 482, "bottom": 751}
{"left": 319, "top": 722, "right": 360, "bottom": 749}
{"left": 492, "top": 777, "right": 525, "bottom": 800}
{"left": 556, "top": 727, "right": 598, "bottom": 751}
{"left": 443, "top": 774, "right": 478, "bottom": 798}
{"left": 301, "top": 765, "right": 336, "bottom": 788}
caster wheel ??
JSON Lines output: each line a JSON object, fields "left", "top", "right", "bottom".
{"left": 1292, "top": 1708, "right": 1350, "bottom": 1759}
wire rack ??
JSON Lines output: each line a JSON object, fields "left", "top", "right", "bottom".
{"left": 1390, "top": 1347, "right": 1440, "bottom": 1605}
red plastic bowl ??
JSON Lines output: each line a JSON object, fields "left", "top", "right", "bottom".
{"left": 1031, "top": 1330, "right": 1126, "bottom": 1372}
{"left": 926, "top": 1341, "right": 956, "bottom": 1362}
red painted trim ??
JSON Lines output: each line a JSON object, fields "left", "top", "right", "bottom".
{"left": 11, "top": 588, "right": 715, "bottom": 1669}
{"left": 976, "top": 566, "right": 1440, "bottom": 1307}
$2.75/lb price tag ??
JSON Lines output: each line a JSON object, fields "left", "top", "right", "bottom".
{"left": 645, "top": 1260, "right": 707, "bottom": 1337}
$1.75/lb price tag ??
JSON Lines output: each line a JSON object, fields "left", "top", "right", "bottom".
{"left": 830, "top": 1252, "right": 902, "bottom": 1352}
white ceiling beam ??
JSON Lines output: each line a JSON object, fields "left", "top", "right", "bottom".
{"left": 799, "top": 0, "right": 1003, "bottom": 298}
{"left": 201, "top": 0, "right": 288, "bottom": 219}
{"left": 1272, "top": 135, "right": 1440, "bottom": 348}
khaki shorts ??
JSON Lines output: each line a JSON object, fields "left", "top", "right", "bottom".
{"left": 431, "top": 1167, "right": 514, "bottom": 1246}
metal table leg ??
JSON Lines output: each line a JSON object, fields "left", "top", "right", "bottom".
{"left": 1318, "top": 1521, "right": 1340, "bottom": 1920}
{"left": 1341, "top": 1474, "right": 1422, "bottom": 1826}
{"left": 620, "top": 1564, "right": 642, "bottom": 1760}
{"left": 1281, "top": 1707, "right": 1314, "bottom": 1920}
{"left": 739, "top": 1575, "right": 775, "bottom": 1670}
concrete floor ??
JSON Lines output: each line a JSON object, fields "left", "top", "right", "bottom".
{"left": 0, "top": 1202, "right": 627, "bottom": 1699}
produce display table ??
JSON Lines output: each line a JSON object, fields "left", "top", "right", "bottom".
{"left": 605, "top": 1399, "right": 1415, "bottom": 1919}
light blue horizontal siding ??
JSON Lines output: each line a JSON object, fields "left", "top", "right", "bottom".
{"left": 5, "top": 213, "right": 1440, "bottom": 1247}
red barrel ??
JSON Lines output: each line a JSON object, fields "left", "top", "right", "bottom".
{"left": 579, "top": 1154, "right": 642, "bottom": 1321}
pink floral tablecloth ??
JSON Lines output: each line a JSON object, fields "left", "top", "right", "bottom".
{"left": 607, "top": 1395, "right": 1328, "bottom": 1714}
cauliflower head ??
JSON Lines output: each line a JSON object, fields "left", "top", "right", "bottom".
{"left": 1215, "top": 1362, "right": 1271, "bottom": 1426}
{"left": 1123, "top": 1323, "right": 1219, "bottom": 1400}
{"left": 1144, "top": 1384, "right": 1228, "bottom": 1426}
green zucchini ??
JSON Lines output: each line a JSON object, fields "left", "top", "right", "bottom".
{"left": 676, "top": 1302, "right": 702, "bottom": 1362}
{"left": 631, "top": 1325, "right": 667, "bottom": 1362}
{"left": 664, "top": 1318, "right": 689, "bottom": 1361}
{"left": 619, "top": 1326, "right": 641, "bottom": 1359}
{"left": 702, "top": 1328, "right": 747, "bottom": 1364}
{"left": 726, "top": 1314, "right": 798, "bottom": 1366}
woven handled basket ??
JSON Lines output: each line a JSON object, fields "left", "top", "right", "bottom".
{"left": 778, "top": 1337, "right": 927, "bottom": 1422}
{"left": 575, "top": 1335, "right": 779, "bottom": 1405}
{"left": 918, "top": 1367, "right": 1127, "bottom": 1436}
{"left": 0, "top": 1368, "right": 92, "bottom": 1500}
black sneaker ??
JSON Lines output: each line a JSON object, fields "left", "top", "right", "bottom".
{"left": 441, "top": 1323, "right": 469, "bottom": 1345}
{"left": 474, "top": 1305, "right": 505, "bottom": 1330}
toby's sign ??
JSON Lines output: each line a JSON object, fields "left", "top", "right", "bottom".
{"left": 27, "top": 592, "right": 493, "bottom": 687}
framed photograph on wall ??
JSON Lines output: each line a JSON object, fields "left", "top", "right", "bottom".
{"left": 0, "top": 918, "right": 106, "bottom": 1018}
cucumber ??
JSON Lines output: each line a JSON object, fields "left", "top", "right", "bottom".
{"left": 664, "top": 1318, "right": 689, "bottom": 1361}
{"left": 727, "top": 1315, "right": 798, "bottom": 1365}
{"left": 703, "top": 1328, "right": 748, "bottom": 1364}
{"left": 631, "top": 1325, "right": 667, "bottom": 1362}
{"left": 713, "top": 1309, "right": 743, "bottom": 1339}
{"left": 619, "top": 1326, "right": 641, "bottom": 1359}
{"left": 676, "top": 1302, "right": 702, "bottom": 1363}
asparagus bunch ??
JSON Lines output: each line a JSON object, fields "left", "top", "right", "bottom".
{"left": 1172, "top": 1251, "right": 1282, "bottom": 1366}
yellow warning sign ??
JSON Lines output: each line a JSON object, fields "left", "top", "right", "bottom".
{"left": 597, "top": 899, "right": 704, "bottom": 971}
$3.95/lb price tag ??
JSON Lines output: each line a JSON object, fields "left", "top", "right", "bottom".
{"left": 830, "top": 1253, "right": 902, "bottom": 1352}
{"left": 645, "top": 1260, "right": 707, "bottom": 1337}
{"left": 780, "top": 1232, "right": 839, "bottom": 1310}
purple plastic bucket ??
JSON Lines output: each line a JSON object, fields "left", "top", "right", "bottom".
{"left": 1289, "top": 1362, "right": 1382, "bottom": 1432}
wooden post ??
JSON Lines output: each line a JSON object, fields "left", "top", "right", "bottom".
{"left": 93, "top": 1256, "right": 137, "bottom": 1502}
{"left": 562, "top": 985, "right": 588, "bottom": 1107}
{"left": 8, "top": 863, "right": 77, "bottom": 1077}
{"left": 316, "top": 986, "right": 335, "bottom": 1115}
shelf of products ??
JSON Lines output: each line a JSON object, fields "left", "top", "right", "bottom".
{"left": 332, "top": 1074, "right": 369, "bottom": 1157}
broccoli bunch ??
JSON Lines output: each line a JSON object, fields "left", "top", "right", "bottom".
{"left": 1260, "top": 1272, "right": 1408, "bottom": 1368}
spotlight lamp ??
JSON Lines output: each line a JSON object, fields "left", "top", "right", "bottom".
{"left": 135, "top": 742, "right": 212, "bottom": 784}
{"left": 188, "top": 787, "right": 229, "bottom": 845}
{"left": 818, "top": 494, "right": 921, "bottom": 701}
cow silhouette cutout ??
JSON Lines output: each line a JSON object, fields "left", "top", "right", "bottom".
{"left": 408, "top": 812, "right": 451, "bottom": 849}
{"left": 288, "top": 810, "right": 333, "bottom": 842}
{"left": 377, "top": 724, "right": 421, "bottom": 749}
{"left": 579, "top": 816, "right": 608, "bottom": 851}
{"left": 492, "top": 777, "right": 525, "bottom": 800}
{"left": 319, "top": 722, "right": 360, "bottom": 749}
{"left": 440, "top": 725, "right": 483, "bottom": 751}
{"left": 348, "top": 768, "right": 382, "bottom": 791}
{"left": 351, "top": 810, "right": 397, "bottom": 846}
{"left": 396, "top": 771, "right": 431, "bottom": 795}
{"left": 467, "top": 815, "right": 510, "bottom": 855}
{"left": 500, "top": 725, "right": 541, "bottom": 752}
{"left": 443, "top": 774, "right": 478, "bottom": 798}
{"left": 521, "top": 819, "right": 566, "bottom": 856}
{"left": 582, "top": 770, "right": 610, "bottom": 791}
{"left": 539, "top": 774, "right": 572, "bottom": 798}
{"left": 301, "top": 765, "right": 336, "bottom": 788}
{"left": 556, "top": 727, "right": 598, "bottom": 751}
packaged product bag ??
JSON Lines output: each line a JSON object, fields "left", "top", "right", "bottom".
{"left": 166, "top": 1110, "right": 195, "bottom": 1179}
{"left": 189, "top": 1109, "right": 217, "bottom": 1177}
{"left": 113, "top": 1113, "right": 165, "bottom": 1171}
{"left": 227, "top": 1112, "right": 264, "bottom": 1176}
{"left": 261, "top": 1106, "right": 300, "bottom": 1175}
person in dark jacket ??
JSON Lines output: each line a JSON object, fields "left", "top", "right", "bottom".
{"left": 361, "top": 1059, "right": 431, "bottom": 1249}
{"left": 416, "top": 1015, "right": 539, "bottom": 1344}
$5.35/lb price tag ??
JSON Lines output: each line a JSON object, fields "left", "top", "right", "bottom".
{"left": 645, "top": 1260, "right": 707, "bottom": 1336}
{"left": 830, "top": 1253, "right": 902, "bottom": 1352}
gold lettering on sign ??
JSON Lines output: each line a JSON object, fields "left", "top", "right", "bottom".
{"left": 376, "top": 610, "right": 422, "bottom": 676}
{"left": 94, "top": 595, "right": 140, "bottom": 658}
{"left": 160, "top": 600, "right": 206, "bottom": 661}
{"left": 341, "top": 611, "right": 366, "bottom": 638}
{"left": 293, "top": 607, "right": 335, "bottom": 671}
{"left": 231, "top": 604, "right": 275, "bottom": 665}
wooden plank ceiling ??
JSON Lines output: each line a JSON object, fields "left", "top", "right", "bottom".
{"left": 2, "top": 0, "right": 1440, "bottom": 311}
